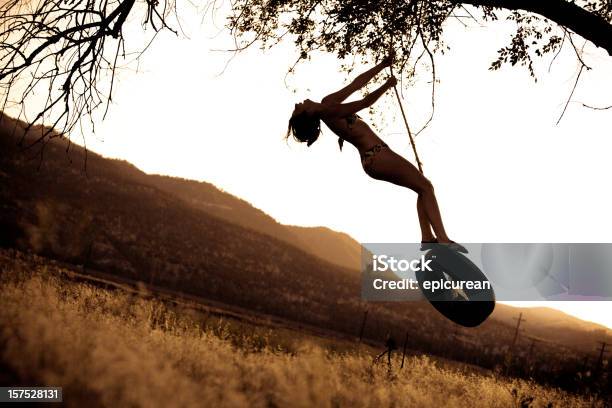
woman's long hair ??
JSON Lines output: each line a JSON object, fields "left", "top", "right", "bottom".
{"left": 287, "top": 111, "right": 321, "bottom": 147}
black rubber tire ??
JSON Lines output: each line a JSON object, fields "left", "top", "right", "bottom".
{"left": 415, "top": 246, "right": 495, "bottom": 327}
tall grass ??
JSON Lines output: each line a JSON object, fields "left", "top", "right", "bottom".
{"left": 0, "top": 256, "right": 603, "bottom": 407}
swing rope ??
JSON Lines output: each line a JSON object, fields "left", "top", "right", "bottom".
{"left": 388, "top": 65, "right": 424, "bottom": 175}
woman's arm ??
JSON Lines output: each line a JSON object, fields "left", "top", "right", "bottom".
{"left": 322, "top": 76, "right": 397, "bottom": 118}
{"left": 321, "top": 56, "right": 393, "bottom": 104}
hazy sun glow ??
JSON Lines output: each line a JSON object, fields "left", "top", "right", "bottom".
{"left": 7, "top": 5, "right": 612, "bottom": 329}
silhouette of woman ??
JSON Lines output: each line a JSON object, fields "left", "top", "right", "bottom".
{"left": 287, "top": 55, "right": 466, "bottom": 252}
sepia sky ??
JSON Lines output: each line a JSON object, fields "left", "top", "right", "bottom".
{"left": 7, "top": 4, "right": 612, "bottom": 329}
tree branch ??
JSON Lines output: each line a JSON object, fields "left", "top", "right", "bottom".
{"left": 451, "top": 0, "right": 612, "bottom": 55}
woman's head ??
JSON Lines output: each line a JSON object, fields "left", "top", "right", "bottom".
{"left": 287, "top": 99, "right": 321, "bottom": 147}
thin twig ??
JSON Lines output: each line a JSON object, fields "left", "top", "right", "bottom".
{"left": 582, "top": 103, "right": 612, "bottom": 111}
{"left": 556, "top": 64, "right": 584, "bottom": 125}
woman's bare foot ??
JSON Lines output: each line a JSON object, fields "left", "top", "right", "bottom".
{"left": 420, "top": 238, "right": 438, "bottom": 251}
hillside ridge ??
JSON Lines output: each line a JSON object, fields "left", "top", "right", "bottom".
{"left": 0, "top": 113, "right": 607, "bottom": 363}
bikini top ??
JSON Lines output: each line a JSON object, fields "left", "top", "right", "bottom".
{"left": 338, "top": 113, "right": 360, "bottom": 151}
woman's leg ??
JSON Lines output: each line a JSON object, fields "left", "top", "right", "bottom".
{"left": 365, "top": 149, "right": 451, "bottom": 243}
{"left": 417, "top": 195, "right": 436, "bottom": 242}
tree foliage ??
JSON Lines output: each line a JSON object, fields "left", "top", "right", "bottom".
{"left": 227, "top": 0, "right": 611, "bottom": 75}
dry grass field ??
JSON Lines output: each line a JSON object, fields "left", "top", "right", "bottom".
{"left": 0, "top": 252, "right": 603, "bottom": 408}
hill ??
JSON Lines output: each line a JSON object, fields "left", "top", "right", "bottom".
{"left": 0, "top": 113, "right": 434, "bottom": 344}
{"left": 144, "top": 173, "right": 362, "bottom": 270}
{"left": 0, "top": 113, "right": 607, "bottom": 389}
{"left": 0, "top": 115, "right": 361, "bottom": 270}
